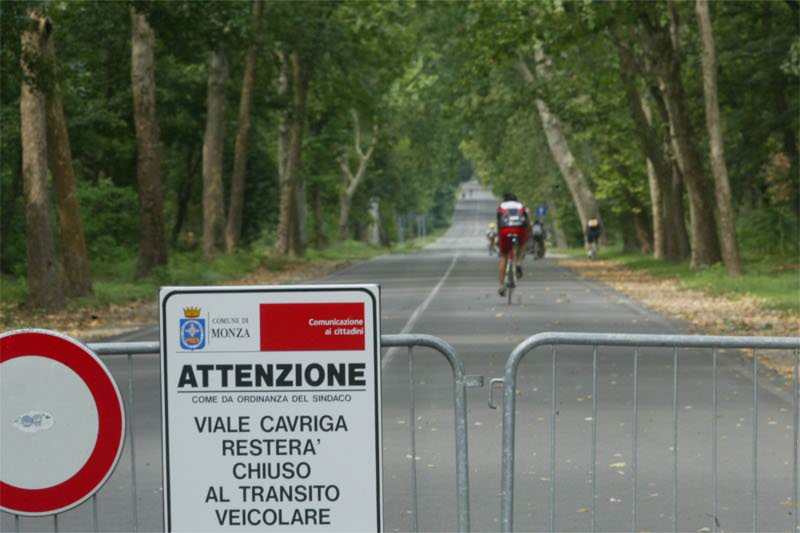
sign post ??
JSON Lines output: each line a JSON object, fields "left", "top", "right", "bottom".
{"left": 160, "top": 285, "right": 383, "bottom": 532}
{"left": 0, "top": 330, "right": 125, "bottom": 516}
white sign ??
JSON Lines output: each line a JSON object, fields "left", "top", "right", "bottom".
{"left": 160, "top": 285, "right": 383, "bottom": 532}
{"left": 0, "top": 329, "right": 125, "bottom": 516}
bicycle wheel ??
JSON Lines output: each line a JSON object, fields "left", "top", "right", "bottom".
{"left": 506, "top": 249, "right": 515, "bottom": 305}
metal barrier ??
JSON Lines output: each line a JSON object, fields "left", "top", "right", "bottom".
{"left": 2, "top": 334, "right": 476, "bottom": 533}
{"left": 492, "top": 332, "right": 800, "bottom": 533}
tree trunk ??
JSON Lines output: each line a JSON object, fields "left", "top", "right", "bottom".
{"left": 639, "top": 11, "right": 720, "bottom": 268}
{"left": 613, "top": 33, "right": 690, "bottom": 261}
{"left": 225, "top": 0, "right": 263, "bottom": 253}
{"left": 337, "top": 109, "right": 378, "bottom": 240}
{"left": 293, "top": 168, "right": 307, "bottom": 254}
{"left": 644, "top": 157, "right": 665, "bottom": 256}
{"left": 312, "top": 184, "right": 326, "bottom": 249}
{"left": 274, "top": 50, "right": 307, "bottom": 257}
{"left": 669, "top": 157, "right": 692, "bottom": 260}
{"left": 44, "top": 28, "right": 92, "bottom": 296}
{"left": 289, "top": 51, "right": 307, "bottom": 256}
{"left": 518, "top": 56, "right": 603, "bottom": 240}
{"left": 337, "top": 186, "right": 352, "bottom": 240}
{"left": 696, "top": 0, "right": 742, "bottom": 274}
{"left": 21, "top": 14, "right": 64, "bottom": 309}
{"left": 633, "top": 210, "right": 653, "bottom": 254}
{"left": 202, "top": 49, "right": 228, "bottom": 258}
{"left": 130, "top": 9, "right": 167, "bottom": 277}
{"left": 616, "top": 41, "right": 674, "bottom": 260}
{"left": 274, "top": 52, "right": 292, "bottom": 255}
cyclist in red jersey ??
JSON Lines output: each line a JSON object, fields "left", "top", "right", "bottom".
{"left": 496, "top": 192, "right": 532, "bottom": 296}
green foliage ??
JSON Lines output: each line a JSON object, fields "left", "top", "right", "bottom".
{"left": 736, "top": 204, "right": 799, "bottom": 259}
{"left": 78, "top": 180, "right": 139, "bottom": 260}
{"left": 2, "top": 0, "right": 798, "bottom": 309}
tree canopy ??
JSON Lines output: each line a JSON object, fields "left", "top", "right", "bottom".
{"left": 1, "top": 0, "right": 797, "bottom": 306}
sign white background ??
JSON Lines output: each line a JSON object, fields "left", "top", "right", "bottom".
{"left": 160, "top": 285, "right": 382, "bottom": 532}
{"left": 1, "top": 356, "right": 98, "bottom": 489}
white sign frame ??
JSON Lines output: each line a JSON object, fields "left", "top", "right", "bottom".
{"left": 159, "top": 285, "right": 383, "bottom": 532}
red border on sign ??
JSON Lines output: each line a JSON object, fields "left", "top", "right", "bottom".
{"left": 0, "top": 331, "right": 125, "bottom": 515}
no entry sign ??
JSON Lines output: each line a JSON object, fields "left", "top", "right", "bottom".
{"left": 160, "top": 285, "right": 383, "bottom": 532}
{"left": 0, "top": 330, "right": 125, "bottom": 516}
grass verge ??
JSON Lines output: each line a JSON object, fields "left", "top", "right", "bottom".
{"left": 556, "top": 244, "right": 799, "bottom": 314}
{"left": 0, "top": 232, "right": 447, "bottom": 332}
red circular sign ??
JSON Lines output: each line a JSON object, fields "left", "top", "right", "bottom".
{"left": 0, "top": 330, "right": 125, "bottom": 515}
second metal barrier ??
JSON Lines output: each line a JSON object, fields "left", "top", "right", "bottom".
{"left": 495, "top": 332, "right": 800, "bottom": 533}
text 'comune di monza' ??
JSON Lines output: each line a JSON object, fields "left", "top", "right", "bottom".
{"left": 178, "top": 362, "right": 366, "bottom": 388}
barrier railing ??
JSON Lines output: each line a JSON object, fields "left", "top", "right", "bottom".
{"left": 493, "top": 332, "right": 800, "bottom": 533}
{"left": 1, "top": 334, "right": 476, "bottom": 533}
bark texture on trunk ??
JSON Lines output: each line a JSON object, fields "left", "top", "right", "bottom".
{"left": 44, "top": 30, "right": 92, "bottom": 296}
{"left": 669, "top": 157, "right": 692, "bottom": 259}
{"left": 289, "top": 51, "right": 307, "bottom": 256}
{"left": 225, "top": 0, "right": 263, "bottom": 253}
{"left": 639, "top": 10, "right": 720, "bottom": 268}
{"left": 518, "top": 57, "right": 603, "bottom": 238}
{"left": 274, "top": 51, "right": 307, "bottom": 256}
{"left": 131, "top": 9, "right": 167, "bottom": 277}
{"left": 616, "top": 41, "right": 678, "bottom": 260}
{"left": 337, "top": 109, "right": 379, "bottom": 240}
{"left": 21, "top": 15, "right": 64, "bottom": 309}
{"left": 275, "top": 52, "right": 293, "bottom": 255}
{"left": 202, "top": 49, "right": 228, "bottom": 258}
{"left": 696, "top": 0, "right": 742, "bottom": 274}
{"left": 644, "top": 157, "right": 665, "bottom": 256}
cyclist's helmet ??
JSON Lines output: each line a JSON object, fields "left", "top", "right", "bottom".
{"left": 489, "top": 223, "right": 496, "bottom": 229}
{"left": 502, "top": 192, "right": 517, "bottom": 202}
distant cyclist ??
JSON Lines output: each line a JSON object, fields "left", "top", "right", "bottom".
{"left": 530, "top": 218, "right": 546, "bottom": 259}
{"left": 486, "top": 223, "right": 498, "bottom": 255}
{"left": 496, "top": 192, "right": 531, "bottom": 296}
{"left": 586, "top": 216, "right": 602, "bottom": 258}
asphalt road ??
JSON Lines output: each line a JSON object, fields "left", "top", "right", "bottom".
{"left": 5, "top": 180, "right": 798, "bottom": 532}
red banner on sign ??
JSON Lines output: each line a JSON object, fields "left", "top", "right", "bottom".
{"left": 260, "top": 303, "right": 366, "bottom": 351}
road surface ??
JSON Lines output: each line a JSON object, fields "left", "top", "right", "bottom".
{"left": 5, "top": 180, "right": 798, "bottom": 532}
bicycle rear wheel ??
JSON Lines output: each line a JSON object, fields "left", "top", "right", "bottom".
{"left": 506, "top": 251, "right": 515, "bottom": 305}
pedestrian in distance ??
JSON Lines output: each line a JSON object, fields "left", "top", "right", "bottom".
{"left": 585, "top": 216, "right": 602, "bottom": 259}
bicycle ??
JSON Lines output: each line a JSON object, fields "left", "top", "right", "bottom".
{"left": 531, "top": 237, "right": 545, "bottom": 260}
{"left": 487, "top": 236, "right": 497, "bottom": 256}
{"left": 503, "top": 233, "right": 520, "bottom": 305}
{"left": 587, "top": 239, "right": 598, "bottom": 259}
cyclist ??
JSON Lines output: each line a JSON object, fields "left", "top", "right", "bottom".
{"left": 496, "top": 192, "right": 531, "bottom": 296}
{"left": 486, "top": 223, "right": 498, "bottom": 255}
{"left": 530, "top": 218, "right": 546, "bottom": 259}
{"left": 586, "top": 217, "right": 602, "bottom": 258}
